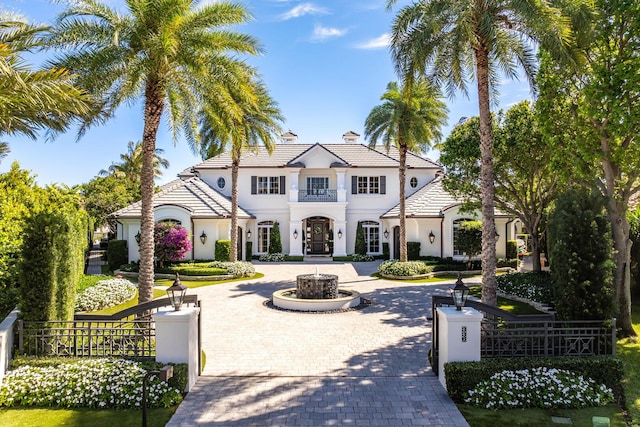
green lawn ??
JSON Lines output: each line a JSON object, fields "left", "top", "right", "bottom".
{"left": 154, "top": 272, "right": 264, "bottom": 289}
{"left": 617, "top": 304, "right": 640, "bottom": 425}
{"left": 89, "top": 289, "right": 167, "bottom": 315}
{"left": 0, "top": 407, "right": 174, "bottom": 427}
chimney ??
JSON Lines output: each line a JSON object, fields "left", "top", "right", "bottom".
{"left": 282, "top": 130, "right": 298, "bottom": 144}
{"left": 342, "top": 130, "right": 360, "bottom": 144}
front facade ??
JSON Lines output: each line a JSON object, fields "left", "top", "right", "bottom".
{"left": 112, "top": 132, "right": 513, "bottom": 261}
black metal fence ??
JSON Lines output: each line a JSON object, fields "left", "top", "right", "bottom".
{"left": 17, "top": 295, "right": 200, "bottom": 360}
{"left": 431, "top": 295, "right": 616, "bottom": 376}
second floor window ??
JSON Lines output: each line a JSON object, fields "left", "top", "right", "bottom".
{"left": 251, "top": 176, "right": 286, "bottom": 195}
{"left": 352, "top": 175, "right": 386, "bottom": 195}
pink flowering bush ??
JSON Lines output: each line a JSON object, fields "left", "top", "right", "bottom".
{"left": 154, "top": 223, "right": 191, "bottom": 267}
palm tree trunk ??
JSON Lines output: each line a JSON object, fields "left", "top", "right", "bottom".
{"left": 399, "top": 143, "right": 408, "bottom": 262}
{"left": 475, "top": 47, "right": 498, "bottom": 307}
{"left": 138, "top": 81, "right": 164, "bottom": 304}
{"left": 230, "top": 152, "right": 240, "bottom": 262}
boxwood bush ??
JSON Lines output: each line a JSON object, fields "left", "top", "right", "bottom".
{"left": 378, "top": 260, "right": 433, "bottom": 276}
{"left": 106, "top": 240, "right": 128, "bottom": 272}
{"left": 215, "top": 239, "right": 230, "bottom": 261}
{"left": 444, "top": 356, "right": 624, "bottom": 405}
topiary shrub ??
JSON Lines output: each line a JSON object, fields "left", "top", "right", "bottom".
{"left": 507, "top": 240, "right": 518, "bottom": 260}
{"left": 245, "top": 241, "right": 252, "bottom": 261}
{"left": 106, "top": 240, "right": 128, "bottom": 272}
{"left": 379, "top": 260, "right": 433, "bottom": 276}
{"left": 268, "top": 222, "right": 282, "bottom": 254}
{"left": 354, "top": 222, "right": 366, "bottom": 255}
{"left": 457, "top": 220, "right": 483, "bottom": 268}
{"left": 407, "top": 242, "right": 421, "bottom": 260}
{"left": 382, "top": 242, "right": 390, "bottom": 260}
{"left": 548, "top": 189, "right": 615, "bottom": 321}
{"left": 215, "top": 240, "right": 231, "bottom": 261}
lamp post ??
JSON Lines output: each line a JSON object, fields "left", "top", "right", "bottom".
{"left": 142, "top": 365, "right": 173, "bottom": 427}
{"left": 166, "top": 274, "right": 187, "bottom": 311}
{"left": 450, "top": 273, "right": 470, "bottom": 311}
{"left": 199, "top": 231, "right": 207, "bottom": 245}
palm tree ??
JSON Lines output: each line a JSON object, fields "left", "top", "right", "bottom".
{"left": 99, "top": 140, "right": 169, "bottom": 183}
{"left": 387, "top": 0, "right": 575, "bottom": 305}
{"left": 365, "top": 78, "right": 447, "bottom": 262}
{"left": 0, "top": 142, "right": 9, "bottom": 163}
{"left": 198, "top": 78, "right": 284, "bottom": 261}
{"left": 0, "top": 13, "right": 93, "bottom": 141}
{"left": 49, "top": 0, "right": 261, "bottom": 303}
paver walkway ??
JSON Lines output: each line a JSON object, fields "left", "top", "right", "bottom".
{"left": 167, "top": 262, "right": 471, "bottom": 426}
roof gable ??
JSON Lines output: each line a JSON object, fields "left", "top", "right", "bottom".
{"left": 287, "top": 143, "right": 349, "bottom": 168}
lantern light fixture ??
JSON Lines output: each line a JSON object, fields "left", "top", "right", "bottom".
{"left": 293, "top": 229, "right": 298, "bottom": 239}
{"left": 337, "top": 229, "right": 343, "bottom": 239}
{"left": 135, "top": 231, "right": 141, "bottom": 245}
{"left": 429, "top": 230, "right": 435, "bottom": 244}
{"left": 247, "top": 229, "right": 252, "bottom": 240}
{"left": 383, "top": 229, "right": 389, "bottom": 239}
{"left": 166, "top": 274, "right": 188, "bottom": 311}
{"left": 450, "top": 273, "right": 470, "bottom": 311}
{"left": 199, "top": 231, "right": 207, "bottom": 245}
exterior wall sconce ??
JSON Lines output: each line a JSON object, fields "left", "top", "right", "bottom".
{"left": 247, "top": 229, "right": 252, "bottom": 240}
{"left": 383, "top": 229, "right": 389, "bottom": 239}
{"left": 166, "top": 274, "right": 188, "bottom": 311}
{"left": 429, "top": 230, "right": 435, "bottom": 244}
{"left": 135, "top": 231, "right": 141, "bottom": 245}
{"left": 450, "top": 273, "right": 470, "bottom": 311}
{"left": 199, "top": 231, "right": 207, "bottom": 245}
{"left": 293, "top": 229, "right": 298, "bottom": 239}
{"left": 337, "top": 229, "right": 343, "bottom": 239}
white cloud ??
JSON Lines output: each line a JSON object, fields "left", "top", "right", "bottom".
{"left": 311, "top": 24, "right": 347, "bottom": 41}
{"left": 279, "top": 3, "right": 329, "bottom": 20}
{"left": 354, "top": 33, "right": 390, "bottom": 49}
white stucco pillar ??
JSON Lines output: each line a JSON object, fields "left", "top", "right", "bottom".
{"left": 290, "top": 222, "right": 304, "bottom": 256}
{"left": 155, "top": 307, "right": 200, "bottom": 392}
{"left": 436, "top": 307, "right": 483, "bottom": 391}
{"left": 333, "top": 221, "right": 347, "bottom": 256}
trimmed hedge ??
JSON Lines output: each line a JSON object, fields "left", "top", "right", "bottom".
{"left": 106, "top": 240, "right": 128, "bottom": 272}
{"left": 245, "top": 241, "right": 252, "bottom": 261}
{"left": 215, "top": 240, "right": 230, "bottom": 261}
{"left": 407, "top": 242, "right": 421, "bottom": 260}
{"left": 379, "top": 260, "right": 433, "bottom": 276}
{"left": 382, "top": 242, "right": 390, "bottom": 260}
{"left": 444, "top": 356, "right": 624, "bottom": 405}
{"left": 496, "top": 271, "right": 554, "bottom": 304}
{"left": 157, "top": 266, "right": 227, "bottom": 276}
{"left": 507, "top": 240, "right": 518, "bottom": 260}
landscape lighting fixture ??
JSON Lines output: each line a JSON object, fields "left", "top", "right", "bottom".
{"left": 384, "top": 229, "right": 389, "bottom": 239}
{"left": 135, "top": 231, "right": 141, "bottom": 245}
{"left": 337, "top": 229, "right": 343, "bottom": 239}
{"left": 199, "top": 231, "right": 207, "bottom": 245}
{"left": 247, "top": 229, "right": 251, "bottom": 240}
{"left": 166, "top": 274, "right": 188, "bottom": 311}
{"left": 450, "top": 273, "right": 469, "bottom": 311}
{"left": 293, "top": 229, "right": 298, "bottom": 239}
{"left": 429, "top": 231, "right": 435, "bottom": 244}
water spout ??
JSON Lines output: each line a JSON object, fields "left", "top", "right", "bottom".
{"left": 314, "top": 265, "right": 320, "bottom": 278}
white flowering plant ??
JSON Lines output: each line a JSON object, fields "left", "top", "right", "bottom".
{"left": 378, "top": 260, "right": 432, "bottom": 276}
{"left": 496, "top": 272, "right": 554, "bottom": 304}
{"left": 351, "top": 254, "right": 374, "bottom": 262}
{"left": 258, "top": 253, "right": 285, "bottom": 262}
{"left": 75, "top": 278, "right": 138, "bottom": 312}
{"left": 464, "top": 367, "right": 613, "bottom": 410}
{"left": 0, "top": 358, "right": 182, "bottom": 408}
{"left": 209, "top": 260, "right": 256, "bottom": 276}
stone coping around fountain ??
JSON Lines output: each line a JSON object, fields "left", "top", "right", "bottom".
{"left": 271, "top": 288, "right": 363, "bottom": 313}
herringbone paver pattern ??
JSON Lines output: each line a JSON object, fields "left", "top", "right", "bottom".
{"left": 167, "top": 262, "right": 471, "bottom": 427}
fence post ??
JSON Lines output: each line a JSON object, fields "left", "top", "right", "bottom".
{"left": 154, "top": 307, "right": 201, "bottom": 391}
{"left": 435, "top": 306, "right": 483, "bottom": 391}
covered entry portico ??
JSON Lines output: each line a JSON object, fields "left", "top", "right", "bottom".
{"left": 288, "top": 208, "right": 347, "bottom": 257}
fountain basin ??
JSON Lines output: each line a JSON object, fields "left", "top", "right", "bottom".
{"left": 272, "top": 288, "right": 361, "bottom": 312}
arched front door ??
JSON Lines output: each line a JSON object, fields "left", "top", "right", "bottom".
{"left": 393, "top": 226, "right": 400, "bottom": 259}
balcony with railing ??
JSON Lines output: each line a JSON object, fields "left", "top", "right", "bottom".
{"left": 297, "top": 188, "right": 338, "bottom": 202}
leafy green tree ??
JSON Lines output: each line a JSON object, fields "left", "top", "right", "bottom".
{"left": 365, "top": 78, "right": 447, "bottom": 262}
{"left": 537, "top": 0, "right": 640, "bottom": 336}
{"left": 81, "top": 174, "right": 140, "bottom": 233}
{"left": 268, "top": 222, "right": 282, "bottom": 254}
{"left": 439, "top": 102, "right": 558, "bottom": 272}
{"left": 199, "top": 79, "right": 283, "bottom": 261}
{"left": 387, "top": 0, "right": 577, "bottom": 306}
{"left": 629, "top": 207, "right": 640, "bottom": 295}
{"left": 354, "top": 222, "right": 366, "bottom": 256}
{"left": 548, "top": 189, "right": 615, "bottom": 321}
{"left": 48, "top": 0, "right": 261, "bottom": 304}
{"left": 457, "top": 221, "right": 483, "bottom": 270}
{"left": 0, "top": 13, "right": 93, "bottom": 141}
{"left": 99, "top": 140, "right": 169, "bottom": 183}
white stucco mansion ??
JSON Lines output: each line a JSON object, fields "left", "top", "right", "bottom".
{"left": 111, "top": 131, "right": 513, "bottom": 262}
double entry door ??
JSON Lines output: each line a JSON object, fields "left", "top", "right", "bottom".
{"left": 306, "top": 217, "right": 330, "bottom": 254}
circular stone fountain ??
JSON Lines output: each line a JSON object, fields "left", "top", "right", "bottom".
{"left": 272, "top": 271, "right": 361, "bottom": 312}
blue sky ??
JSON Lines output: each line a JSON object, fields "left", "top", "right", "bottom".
{"left": 1, "top": 0, "right": 532, "bottom": 187}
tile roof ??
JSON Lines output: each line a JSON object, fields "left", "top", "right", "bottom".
{"left": 191, "top": 143, "right": 442, "bottom": 170}
{"left": 109, "top": 177, "right": 253, "bottom": 219}
{"left": 381, "top": 176, "right": 510, "bottom": 218}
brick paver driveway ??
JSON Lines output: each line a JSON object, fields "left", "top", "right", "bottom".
{"left": 167, "top": 261, "right": 470, "bottom": 426}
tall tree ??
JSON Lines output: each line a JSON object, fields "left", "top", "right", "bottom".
{"left": 99, "top": 140, "right": 169, "bottom": 183}
{"left": 0, "top": 142, "right": 8, "bottom": 163}
{"left": 198, "top": 78, "right": 283, "bottom": 262}
{"left": 439, "top": 101, "right": 558, "bottom": 271}
{"left": 364, "top": 78, "right": 447, "bottom": 261}
{"left": 48, "top": 0, "right": 261, "bottom": 303}
{"left": 0, "top": 13, "right": 93, "bottom": 142}
{"left": 387, "top": 0, "right": 576, "bottom": 305}
{"left": 537, "top": 0, "right": 640, "bottom": 337}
